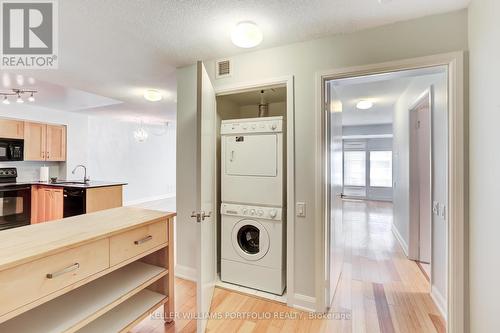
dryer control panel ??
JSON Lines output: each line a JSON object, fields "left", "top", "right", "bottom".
{"left": 221, "top": 203, "right": 282, "bottom": 221}
{"left": 221, "top": 116, "right": 283, "bottom": 135}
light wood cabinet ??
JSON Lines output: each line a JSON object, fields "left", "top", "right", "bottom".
{"left": 86, "top": 186, "right": 123, "bottom": 213}
{"left": 24, "top": 122, "right": 66, "bottom": 161}
{"left": 46, "top": 124, "right": 66, "bottom": 161}
{"left": 0, "top": 119, "right": 24, "bottom": 139}
{"left": 0, "top": 208, "right": 175, "bottom": 332}
{"left": 31, "top": 186, "right": 64, "bottom": 223}
{"left": 24, "top": 122, "right": 46, "bottom": 161}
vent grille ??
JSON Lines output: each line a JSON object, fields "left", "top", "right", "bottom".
{"left": 216, "top": 59, "right": 231, "bottom": 78}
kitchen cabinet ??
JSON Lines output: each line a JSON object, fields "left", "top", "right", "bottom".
{"left": 24, "top": 122, "right": 66, "bottom": 161}
{"left": 0, "top": 208, "right": 175, "bottom": 331}
{"left": 86, "top": 186, "right": 123, "bottom": 213}
{"left": 0, "top": 119, "right": 24, "bottom": 139}
{"left": 46, "top": 124, "right": 66, "bottom": 161}
{"left": 31, "top": 186, "right": 64, "bottom": 223}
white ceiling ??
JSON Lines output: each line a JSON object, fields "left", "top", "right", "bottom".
{"left": 2, "top": 0, "right": 469, "bottom": 122}
{"left": 220, "top": 87, "right": 287, "bottom": 106}
{"left": 332, "top": 66, "right": 447, "bottom": 126}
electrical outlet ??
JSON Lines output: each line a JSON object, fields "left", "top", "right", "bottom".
{"left": 296, "top": 202, "right": 306, "bottom": 217}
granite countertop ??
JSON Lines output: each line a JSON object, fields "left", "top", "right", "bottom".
{"left": 0, "top": 181, "right": 127, "bottom": 189}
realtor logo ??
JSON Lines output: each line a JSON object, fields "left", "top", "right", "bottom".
{"left": 1, "top": 0, "right": 58, "bottom": 69}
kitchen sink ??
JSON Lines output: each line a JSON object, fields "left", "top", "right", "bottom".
{"left": 51, "top": 181, "right": 88, "bottom": 185}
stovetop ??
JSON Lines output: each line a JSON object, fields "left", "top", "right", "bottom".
{"left": 0, "top": 167, "right": 17, "bottom": 184}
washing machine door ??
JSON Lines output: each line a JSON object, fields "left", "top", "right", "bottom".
{"left": 231, "top": 219, "right": 270, "bottom": 261}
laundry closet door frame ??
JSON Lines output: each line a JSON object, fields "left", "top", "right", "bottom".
{"left": 215, "top": 75, "right": 295, "bottom": 308}
{"left": 315, "top": 52, "right": 467, "bottom": 333}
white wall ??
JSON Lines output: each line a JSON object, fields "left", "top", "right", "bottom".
{"left": 0, "top": 103, "right": 176, "bottom": 205}
{"left": 176, "top": 10, "right": 468, "bottom": 303}
{"left": 468, "top": 1, "right": 500, "bottom": 331}
{"left": 0, "top": 103, "right": 89, "bottom": 179}
{"left": 87, "top": 117, "right": 176, "bottom": 204}
{"left": 392, "top": 72, "right": 448, "bottom": 314}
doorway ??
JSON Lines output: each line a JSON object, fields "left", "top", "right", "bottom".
{"left": 318, "top": 53, "right": 467, "bottom": 333}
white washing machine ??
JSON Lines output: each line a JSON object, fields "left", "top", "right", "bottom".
{"left": 220, "top": 203, "right": 285, "bottom": 295}
{"left": 221, "top": 116, "right": 284, "bottom": 207}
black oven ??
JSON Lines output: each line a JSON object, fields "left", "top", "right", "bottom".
{"left": 0, "top": 139, "right": 24, "bottom": 161}
{"left": 0, "top": 185, "right": 31, "bottom": 230}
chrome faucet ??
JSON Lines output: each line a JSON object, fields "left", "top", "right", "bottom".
{"left": 72, "top": 165, "right": 90, "bottom": 183}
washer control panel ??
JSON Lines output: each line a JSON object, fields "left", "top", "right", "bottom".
{"left": 221, "top": 203, "right": 282, "bottom": 221}
{"left": 221, "top": 116, "right": 283, "bottom": 135}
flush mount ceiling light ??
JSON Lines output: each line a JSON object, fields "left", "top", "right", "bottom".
{"left": 231, "top": 21, "right": 263, "bottom": 48}
{"left": 143, "top": 89, "right": 162, "bottom": 102}
{"left": 356, "top": 100, "right": 374, "bottom": 110}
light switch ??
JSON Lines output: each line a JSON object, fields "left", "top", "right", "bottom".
{"left": 432, "top": 201, "right": 439, "bottom": 215}
{"left": 296, "top": 202, "right": 306, "bottom": 217}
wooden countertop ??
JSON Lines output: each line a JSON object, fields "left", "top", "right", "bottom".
{"left": 0, "top": 207, "right": 176, "bottom": 271}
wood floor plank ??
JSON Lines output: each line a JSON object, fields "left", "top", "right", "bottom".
{"left": 133, "top": 200, "right": 445, "bottom": 333}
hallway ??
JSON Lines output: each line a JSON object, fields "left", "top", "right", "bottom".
{"left": 327, "top": 200, "right": 445, "bottom": 332}
{"left": 134, "top": 199, "right": 445, "bottom": 333}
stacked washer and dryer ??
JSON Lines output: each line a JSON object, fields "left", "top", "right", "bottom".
{"left": 220, "top": 116, "right": 286, "bottom": 295}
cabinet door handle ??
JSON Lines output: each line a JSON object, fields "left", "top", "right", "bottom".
{"left": 46, "top": 263, "right": 80, "bottom": 279}
{"left": 134, "top": 235, "right": 153, "bottom": 245}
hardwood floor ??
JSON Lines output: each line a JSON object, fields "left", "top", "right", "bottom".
{"left": 133, "top": 200, "right": 445, "bottom": 333}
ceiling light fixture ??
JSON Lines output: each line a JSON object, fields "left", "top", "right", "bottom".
{"left": 231, "top": 21, "right": 263, "bottom": 48}
{"left": 143, "top": 89, "right": 162, "bottom": 102}
{"left": 0, "top": 88, "right": 37, "bottom": 104}
{"left": 356, "top": 100, "right": 374, "bottom": 110}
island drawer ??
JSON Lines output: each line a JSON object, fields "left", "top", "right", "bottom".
{"left": 109, "top": 220, "right": 168, "bottom": 266}
{"left": 0, "top": 238, "right": 109, "bottom": 317}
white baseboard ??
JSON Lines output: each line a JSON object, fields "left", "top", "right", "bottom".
{"left": 124, "top": 193, "right": 176, "bottom": 206}
{"left": 392, "top": 224, "right": 409, "bottom": 256}
{"left": 292, "top": 293, "right": 316, "bottom": 312}
{"left": 175, "top": 264, "right": 197, "bottom": 282}
{"left": 431, "top": 284, "right": 447, "bottom": 322}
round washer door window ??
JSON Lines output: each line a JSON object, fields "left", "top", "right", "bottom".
{"left": 231, "top": 219, "right": 270, "bottom": 261}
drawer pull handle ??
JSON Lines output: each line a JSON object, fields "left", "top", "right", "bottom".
{"left": 46, "top": 263, "right": 80, "bottom": 279}
{"left": 134, "top": 235, "right": 153, "bottom": 245}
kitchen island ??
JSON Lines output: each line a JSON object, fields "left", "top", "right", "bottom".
{"left": 0, "top": 206, "right": 175, "bottom": 332}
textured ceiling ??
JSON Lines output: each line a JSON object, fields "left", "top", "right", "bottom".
{"left": 6, "top": 0, "right": 469, "bottom": 122}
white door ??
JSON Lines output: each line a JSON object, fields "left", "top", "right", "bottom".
{"left": 409, "top": 91, "right": 432, "bottom": 264}
{"left": 326, "top": 84, "right": 344, "bottom": 307}
{"left": 195, "top": 62, "right": 217, "bottom": 332}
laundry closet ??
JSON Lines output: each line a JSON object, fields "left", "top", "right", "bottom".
{"left": 215, "top": 86, "right": 288, "bottom": 300}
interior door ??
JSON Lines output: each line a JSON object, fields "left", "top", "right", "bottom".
{"left": 194, "top": 61, "right": 217, "bottom": 332}
{"left": 326, "top": 83, "right": 344, "bottom": 307}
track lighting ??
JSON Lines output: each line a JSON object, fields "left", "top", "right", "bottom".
{"left": 0, "top": 88, "right": 37, "bottom": 104}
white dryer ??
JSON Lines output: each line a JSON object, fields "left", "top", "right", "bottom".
{"left": 221, "top": 116, "right": 284, "bottom": 207}
{"left": 220, "top": 203, "right": 285, "bottom": 295}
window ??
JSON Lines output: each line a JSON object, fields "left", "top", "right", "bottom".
{"left": 369, "top": 151, "right": 392, "bottom": 187}
{"left": 343, "top": 151, "right": 366, "bottom": 186}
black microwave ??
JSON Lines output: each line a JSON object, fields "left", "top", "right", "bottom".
{"left": 0, "top": 139, "right": 24, "bottom": 161}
